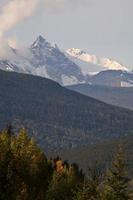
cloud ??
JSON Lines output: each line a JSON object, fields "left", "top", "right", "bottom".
{"left": 0, "top": 0, "right": 89, "bottom": 59}
{"left": 7, "top": 36, "right": 20, "bottom": 49}
{"left": 0, "top": 0, "right": 39, "bottom": 36}
{"left": 0, "top": 0, "right": 89, "bottom": 36}
{"left": 42, "top": 0, "right": 89, "bottom": 13}
{"left": 0, "top": 0, "right": 40, "bottom": 58}
{"left": 0, "top": 36, "right": 16, "bottom": 59}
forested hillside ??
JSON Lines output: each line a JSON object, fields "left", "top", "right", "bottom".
{"left": 67, "top": 84, "right": 133, "bottom": 110}
{"left": 52, "top": 135, "right": 133, "bottom": 175}
{"left": 0, "top": 127, "right": 132, "bottom": 200}
{"left": 0, "top": 69, "right": 133, "bottom": 151}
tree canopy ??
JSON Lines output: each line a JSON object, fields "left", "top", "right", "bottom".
{"left": 0, "top": 127, "right": 132, "bottom": 200}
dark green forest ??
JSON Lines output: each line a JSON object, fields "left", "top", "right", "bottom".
{"left": 53, "top": 135, "right": 133, "bottom": 176}
{"left": 0, "top": 126, "right": 133, "bottom": 200}
{"left": 67, "top": 84, "right": 133, "bottom": 110}
{"left": 0, "top": 69, "right": 133, "bottom": 151}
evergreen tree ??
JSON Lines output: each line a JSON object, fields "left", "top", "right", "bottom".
{"left": 12, "top": 128, "right": 52, "bottom": 199}
{"left": 46, "top": 171, "right": 67, "bottom": 200}
{"left": 0, "top": 128, "right": 52, "bottom": 200}
{"left": 73, "top": 182, "right": 90, "bottom": 200}
{"left": 1, "top": 125, "right": 132, "bottom": 200}
{"left": 73, "top": 162, "right": 102, "bottom": 200}
{"left": 46, "top": 160, "right": 83, "bottom": 200}
{"left": 0, "top": 129, "right": 14, "bottom": 200}
{"left": 102, "top": 146, "right": 131, "bottom": 200}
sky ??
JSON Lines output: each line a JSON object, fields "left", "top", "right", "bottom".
{"left": 0, "top": 0, "right": 133, "bottom": 70}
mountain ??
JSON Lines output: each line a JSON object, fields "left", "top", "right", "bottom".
{"left": 0, "top": 36, "right": 86, "bottom": 86}
{"left": 0, "top": 69, "right": 133, "bottom": 152}
{"left": 66, "top": 48, "right": 129, "bottom": 74}
{"left": 66, "top": 69, "right": 133, "bottom": 88}
{"left": 90, "top": 70, "right": 133, "bottom": 87}
{"left": 0, "top": 36, "right": 132, "bottom": 87}
{"left": 30, "top": 36, "right": 86, "bottom": 85}
{"left": 67, "top": 84, "right": 133, "bottom": 110}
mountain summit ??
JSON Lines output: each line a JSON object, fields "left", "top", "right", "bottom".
{"left": 66, "top": 48, "right": 128, "bottom": 73}
{"left": 31, "top": 35, "right": 52, "bottom": 49}
{"left": 0, "top": 36, "right": 132, "bottom": 86}
{"left": 0, "top": 36, "right": 85, "bottom": 85}
{"left": 29, "top": 36, "right": 85, "bottom": 85}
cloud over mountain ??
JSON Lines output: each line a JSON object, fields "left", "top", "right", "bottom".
{"left": 0, "top": 0, "right": 39, "bottom": 37}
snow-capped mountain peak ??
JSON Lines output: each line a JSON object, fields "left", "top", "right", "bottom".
{"left": 29, "top": 36, "right": 85, "bottom": 85}
{"left": 0, "top": 36, "right": 132, "bottom": 87}
{"left": 66, "top": 48, "right": 128, "bottom": 72}
{"left": 31, "top": 35, "right": 52, "bottom": 49}
{"left": 67, "top": 48, "right": 86, "bottom": 57}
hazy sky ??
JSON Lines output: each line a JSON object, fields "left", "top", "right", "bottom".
{"left": 0, "top": 0, "right": 133, "bottom": 69}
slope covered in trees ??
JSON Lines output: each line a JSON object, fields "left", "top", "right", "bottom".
{"left": 52, "top": 135, "right": 133, "bottom": 176}
{"left": 0, "top": 127, "right": 132, "bottom": 200}
{"left": 67, "top": 84, "right": 133, "bottom": 110}
{"left": 0, "top": 127, "right": 83, "bottom": 200}
{"left": 0, "top": 69, "right": 133, "bottom": 151}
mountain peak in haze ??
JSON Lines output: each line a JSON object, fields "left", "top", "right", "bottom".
{"left": 66, "top": 48, "right": 128, "bottom": 72}
{"left": 31, "top": 35, "right": 51, "bottom": 49}
{"left": 0, "top": 35, "right": 132, "bottom": 87}
{"left": 67, "top": 48, "right": 87, "bottom": 57}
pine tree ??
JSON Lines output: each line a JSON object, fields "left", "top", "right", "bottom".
{"left": 46, "top": 171, "right": 69, "bottom": 200}
{"left": 0, "top": 128, "right": 52, "bottom": 200}
{"left": 46, "top": 160, "right": 83, "bottom": 200}
{"left": 73, "top": 162, "right": 102, "bottom": 200}
{"left": 73, "top": 182, "right": 91, "bottom": 200}
{"left": 12, "top": 128, "right": 51, "bottom": 200}
{"left": 102, "top": 146, "right": 131, "bottom": 200}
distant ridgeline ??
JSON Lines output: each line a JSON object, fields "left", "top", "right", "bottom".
{"left": 67, "top": 83, "right": 133, "bottom": 110}
{"left": 0, "top": 69, "right": 133, "bottom": 152}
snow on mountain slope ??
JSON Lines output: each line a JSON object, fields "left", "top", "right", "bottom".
{"left": 66, "top": 48, "right": 128, "bottom": 73}
{"left": 29, "top": 36, "right": 85, "bottom": 85}
{"left": 91, "top": 70, "right": 133, "bottom": 87}
{"left": 0, "top": 48, "right": 35, "bottom": 74}
{"left": 0, "top": 36, "right": 132, "bottom": 87}
{"left": 0, "top": 36, "right": 86, "bottom": 85}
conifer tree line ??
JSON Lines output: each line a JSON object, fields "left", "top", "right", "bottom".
{"left": 0, "top": 126, "right": 132, "bottom": 200}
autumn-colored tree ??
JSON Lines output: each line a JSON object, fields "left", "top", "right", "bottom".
{"left": 46, "top": 159, "right": 84, "bottom": 200}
